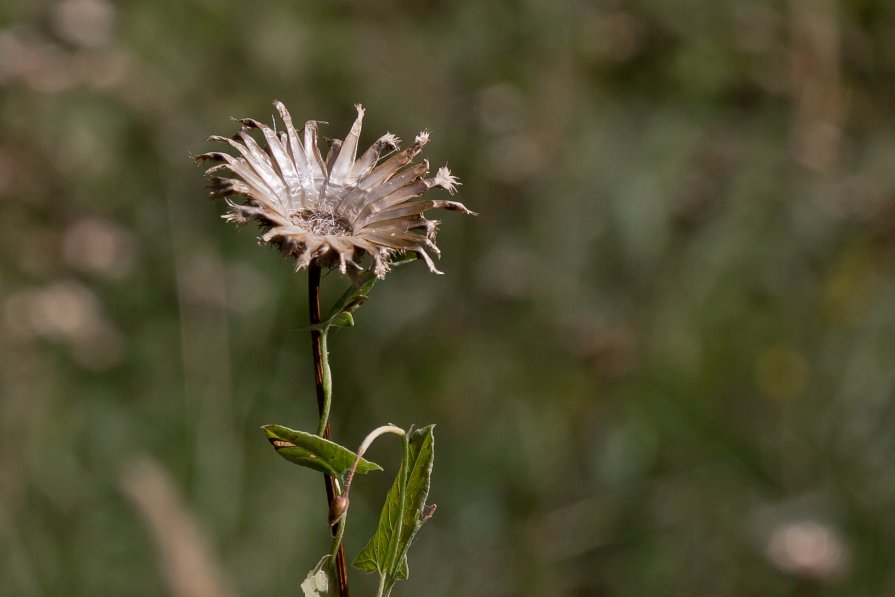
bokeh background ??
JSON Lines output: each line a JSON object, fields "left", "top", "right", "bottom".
{"left": 3, "top": 0, "right": 895, "bottom": 595}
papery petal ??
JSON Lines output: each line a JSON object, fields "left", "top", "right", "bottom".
{"left": 328, "top": 104, "right": 364, "bottom": 186}
{"left": 238, "top": 121, "right": 304, "bottom": 209}
{"left": 198, "top": 152, "right": 287, "bottom": 214}
{"left": 344, "top": 161, "right": 429, "bottom": 223}
{"left": 348, "top": 132, "right": 399, "bottom": 183}
{"left": 356, "top": 132, "right": 429, "bottom": 191}
{"left": 303, "top": 120, "right": 327, "bottom": 183}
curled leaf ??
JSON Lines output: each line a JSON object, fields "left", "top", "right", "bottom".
{"left": 262, "top": 425, "right": 382, "bottom": 479}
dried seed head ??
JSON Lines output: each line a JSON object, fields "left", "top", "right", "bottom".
{"left": 197, "top": 101, "right": 475, "bottom": 278}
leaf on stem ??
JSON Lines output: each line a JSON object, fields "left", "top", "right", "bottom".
{"left": 263, "top": 425, "right": 382, "bottom": 479}
{"left": 324, "top": 254, "right": 419, "bottom": 326}
{"left": 326, "top": 273, "right": 377, "bottom": 323}
{"left": 300, "top": 556, "right": 331, "bottom": 597}
{"left": 353, "top": 425, "right": 435, "bottom": 586}
{"left": 329, "top": 312, "right": 355, "bottom": 328}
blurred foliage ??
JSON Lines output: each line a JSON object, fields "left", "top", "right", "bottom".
{"left": 3, "top": 0, "right": 895, "bottom": 595}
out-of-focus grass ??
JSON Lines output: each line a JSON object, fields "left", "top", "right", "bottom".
{"left": 3, "top": 0, "right": 895, "bottom": 595}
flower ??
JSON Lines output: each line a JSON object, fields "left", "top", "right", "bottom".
{"left": 197, "top": 102, "right": 474, "bottom": 278}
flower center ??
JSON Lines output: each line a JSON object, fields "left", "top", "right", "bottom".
{"left": 291, "top": 209, "right": 353, "bottom": 236}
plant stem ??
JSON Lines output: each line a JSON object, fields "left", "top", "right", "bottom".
{"left": 329, "top": 514, "right": 347, "bottom": 561}
{"left": 315, "top": 329, "right": 332, "bottom": 437}
{"left": 308, "top": 264, "right": 350, "bottom": 597}
{"left": 343, "top": 425, "right": 405, "bottom": 496}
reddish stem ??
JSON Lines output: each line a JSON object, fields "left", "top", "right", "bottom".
{"left": 308, "top": 264, "right": 350, "bottom": 596}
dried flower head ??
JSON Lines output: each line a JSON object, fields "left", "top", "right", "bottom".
{"left": 197, "top": 102, "right": 474, "bottom": 278}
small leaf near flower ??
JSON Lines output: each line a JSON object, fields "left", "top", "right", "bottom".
{"left": 262, "top": 425, "right": 382, "bottom": 479}
{"left": 326, "top": 272, "right": 376, "bottom": 322}
{"left": 329, "top": 312, "right": 354, "bottom": 328}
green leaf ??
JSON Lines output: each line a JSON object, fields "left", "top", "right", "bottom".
{"left": 326, "top": 274, "right": 376, "bottom": 322}
{"left": 323, "top": 254, "right": 420, "bottom": 328}
{"left": 388, "top": 252, "right": 420, "bottom": 269}
{"left": 330, "top": 312, "right": 354, "bottom": 328}
{"left": 262, "top": 425, "right": 382, "bottom": 479}
{"left": 353, "top": 425, "right": 435, "bottom": 585}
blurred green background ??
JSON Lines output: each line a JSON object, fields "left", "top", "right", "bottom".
{"left": 3, "top": 0, "right": 895, "bottom": 595}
